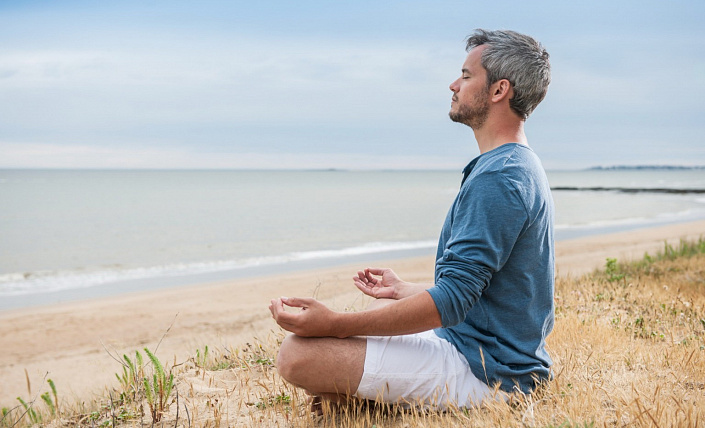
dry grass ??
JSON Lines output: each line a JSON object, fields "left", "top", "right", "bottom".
{"left": 2, "top": 241, "right": 704, "bottom": 427}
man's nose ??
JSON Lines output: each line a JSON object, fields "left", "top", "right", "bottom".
{"left": 449, "top": 78, "right": 459, "bottom": 92}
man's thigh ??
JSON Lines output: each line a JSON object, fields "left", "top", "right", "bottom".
{"left": 277, "top": 334, "right": 366, "bottom": 395}
{"left": 356, "top": 330, "right": 493, "bottom": 409}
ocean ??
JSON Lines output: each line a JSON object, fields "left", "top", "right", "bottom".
{"left": 1, "top": 168, "right": 704, "bottom": 310}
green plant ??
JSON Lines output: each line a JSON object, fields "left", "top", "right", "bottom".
{"left": 142, "top": 347, "right": 174, "bottom": 423}
{"left": 212, "top": 361, "right": 232, "bottom": 371}
{"left": 1, "top": 406, "right": 11, "bottom": 426}
{"left": 661, "top": 239, "right": 705, "bottom": 260}
{"left": 254, "top": 392, "right": 291, "bottom": 410}
{"left": 605, "top": 257, "right": 625, "bottom": 282}
{"left": 631, "top": 237, "right": 705, "bottom": 274}
{"left": 17, "top": 397, "right": 40, "bottom": 425}
{"left": 195, "top": 345, "right": 209, "bottom": 368}
{"left": 194, "top": 345, "right": 236, "bottom": 371}
{"left": 236, "top": 342, "right": 276, "bottom": 369}
{"left": 116, "top": 350, "right": 144, "bottom": 401}
{"left": 42, "top": 378, "right": 59, "bottom": 416}
{"left": 40, "top": 393, "right": 54, "bottom": 416}
{"left": 251, "top": 357, "right": 274, "bottom": 366}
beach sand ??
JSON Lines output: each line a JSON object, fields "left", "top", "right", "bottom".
{"left": 1, "top": 220, "right": 704, "bottom": 406}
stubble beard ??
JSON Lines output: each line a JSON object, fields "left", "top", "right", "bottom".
{"left": 449, "top": 90, "right": 490, "bottom": 130}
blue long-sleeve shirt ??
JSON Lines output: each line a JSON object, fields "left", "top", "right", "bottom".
{"left": 427, "top": 143, "right": 554, "bottom": 394}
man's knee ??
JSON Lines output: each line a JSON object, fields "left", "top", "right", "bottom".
{"left": 276, "top": 334, "right": 367, "bottom": 394}
{"left": 276, "top": 334, "right": 308, "bottom": 385}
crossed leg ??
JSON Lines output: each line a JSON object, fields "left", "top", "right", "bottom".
{"left": 276, "top": 298, "right": 502, "bottom": 412}
{"left": 276, "top": 299, "right": 394, "bottom": 406}
{"left": 276, "top": 334, "right": 366, "bottom": 400}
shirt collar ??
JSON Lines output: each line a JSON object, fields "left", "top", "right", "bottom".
{"left": 461, "top": 156, "right": 480, "bottom": 186}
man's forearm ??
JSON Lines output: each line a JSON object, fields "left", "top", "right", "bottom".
{"left": 334, "top": 291, "right": 442, "bottom": 338}
{"left": 396, "top": 282, "right": 434, "bottom": 299}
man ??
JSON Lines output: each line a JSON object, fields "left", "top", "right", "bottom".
{"left": 269, "top": 29, "right": 554, "bottom": 410}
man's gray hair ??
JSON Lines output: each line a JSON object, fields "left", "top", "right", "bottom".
{"left": 466, "top": 29, "right": 550, "bottom": 120}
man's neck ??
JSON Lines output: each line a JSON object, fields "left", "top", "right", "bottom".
{"left": 473, "top": 115, "right": 528, "bottom": 154}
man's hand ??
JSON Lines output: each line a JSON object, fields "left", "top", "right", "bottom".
{"left": 353, "top": 268, "right": 428, "bottom": 300}
{"left": 269, "top": 297, "right": 342, "bottom": 338}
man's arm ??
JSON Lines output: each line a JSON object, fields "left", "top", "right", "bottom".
{"left": 269, "top": 291, "right": 442, "bottom": 338}
{"left": 430, "top": 171, "right": 527, "bottom": 328}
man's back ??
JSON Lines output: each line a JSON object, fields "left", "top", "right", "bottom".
{"left": 429, "top": 143, "right": 555, "bottom": 393}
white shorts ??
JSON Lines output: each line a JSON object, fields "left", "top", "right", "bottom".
{"left": 355, "top": 330, "right": 504, "bottom": 410}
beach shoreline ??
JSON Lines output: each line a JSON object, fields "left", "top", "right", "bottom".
{"left": 1, "top": 219, "right": 704, "bottom": 406}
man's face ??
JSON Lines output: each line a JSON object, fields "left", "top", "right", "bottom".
{"left": 448, "top": 46, "right": 490, "bottom": 129}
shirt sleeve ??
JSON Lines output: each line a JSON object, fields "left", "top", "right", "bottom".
{"left": 427, "top": 171, "right": 528, "bottom": 328}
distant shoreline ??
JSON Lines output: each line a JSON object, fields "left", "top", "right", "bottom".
{"left": 551, "top": 186, "right": 705, "bottom": 194}
{"left": 588, "top": 165, "right": 705, "bottom": 170}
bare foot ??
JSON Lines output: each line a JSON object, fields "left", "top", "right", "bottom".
{"left": 307, "top": 394, "right": 324, "bottom": 415}
{"left": 306, "top": 393, "right": 349, "bottom": 415}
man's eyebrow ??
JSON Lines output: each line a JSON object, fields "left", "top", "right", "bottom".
{"left": 461, "top": 68, "right": 470, "bottom": 74}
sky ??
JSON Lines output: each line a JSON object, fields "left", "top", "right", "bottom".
{"left": 1, "top": 0, "right": 704, "bottom": 170}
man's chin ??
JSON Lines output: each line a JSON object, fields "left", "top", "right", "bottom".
{"left": 448, "top": 112, "right": 466, "bottom": 125}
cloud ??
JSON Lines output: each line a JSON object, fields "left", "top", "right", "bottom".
{"left": 1, "top": 1, "right": 703, "bottom": 169}
{"left": 0, "top": 39, "right": 458, "bottom": 141}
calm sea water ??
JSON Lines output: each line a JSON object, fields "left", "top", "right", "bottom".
{"left": 1, "top": 168, "right": 704, "bottom": 309}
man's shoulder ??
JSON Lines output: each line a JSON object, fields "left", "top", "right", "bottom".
{"left": 466, "top": 144, "right": 551, "bottom": 214}
{"left": 470, "top": 144, "right": 544, "bottom": 183}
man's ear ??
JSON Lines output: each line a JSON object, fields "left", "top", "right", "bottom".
{"left": 491, "top": 79, "right": 513, "bottom": 103}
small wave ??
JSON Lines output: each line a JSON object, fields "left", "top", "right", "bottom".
{"left": 0, "top": 272, "right": 31, "bottom": 283}
{"left": 291, "top": 241, "right": 436, "bottom": 260}
{"left": 555, "top": 207, "right": 705, "bottom": 230}
{"left": 555, "top": 216, "right": 650, "bottom": 230}
{"left": 0, "top": 240, "right": 437, "bottom": 297}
